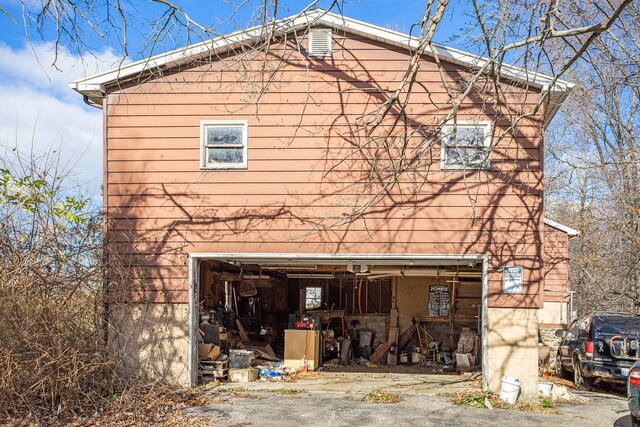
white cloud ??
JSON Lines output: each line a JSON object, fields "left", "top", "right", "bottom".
{"left": 0, "top": 42, "right": 121, "bottom": 198}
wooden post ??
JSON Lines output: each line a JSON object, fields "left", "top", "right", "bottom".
{"left": 387, "top": 277, "right": 399, "bottom": 365}
{"left": 345, "top": 280, "right": 348, "bottom": 314}
{"left": 391, "top": 277, "right": 397, "bottom": 309}
{"left": 473, "top": 334, "right": 480, "bottom": 364}
{"left": 352, "top": 278, "right": 356, "bottom": 315}
{"left": 386, "top": 326, "right": 399, "bottom": 365}
{"left": 449, "top": 268, "right": 459, "bottom": 349}
{"left": 365, "top": 279, "right": 369, "bottom": 313}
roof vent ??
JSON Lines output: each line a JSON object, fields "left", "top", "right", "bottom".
{"left": 308, "top": 28, "right": 332, "bottom": 57}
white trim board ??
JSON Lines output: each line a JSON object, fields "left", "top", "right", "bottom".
{"left": 188, "top": 252, "right": 486, "bottom": 266}
{"left": 543, "top": 218, "right": 579, "bottom": 236}
{"left": 69, "top": 9, "right": 573, "bottom": 127}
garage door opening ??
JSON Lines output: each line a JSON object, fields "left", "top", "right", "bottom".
{"left": 189, "top": 254, "right": 488, "bottom": 388}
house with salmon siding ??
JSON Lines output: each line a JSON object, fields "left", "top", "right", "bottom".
{"left": 70, "top": 9, "right": 575, "bottom": 395}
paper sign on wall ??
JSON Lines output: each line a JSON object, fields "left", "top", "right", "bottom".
{"left": 503, "top": 266, "right": 523, "bottom": 293}
{"left": 428, "top": 285, "right": 450, "bottom": 317}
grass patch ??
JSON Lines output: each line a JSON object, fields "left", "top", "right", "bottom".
{"left": 453, "top": 390, "right": 494, "bottom": 408}
{"left": 215, "top": 387, "right": 253, "bottom": 398}
{"left": 218, "top": 387, "right": 250, "bottom": 393}
{"left": 263, "top": 388, "right": 303, "bottom": 394}
{"left": 446, "top": 391, "right": 558, "bottom": 413}
{"left": 540, "top": 396, "right": 554, "bottom": 408}
{"left": 226, "top": 391, "right": 252, "bottom": 398}
{"left": 363, "top": 390, "right": 402, "bottom": 404}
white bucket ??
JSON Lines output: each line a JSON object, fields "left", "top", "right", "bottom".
{"left": 500, "top": 376, "right": 520, "bottom": 404}
{"left": 538, "top": 382, "right": 553, "bottom": 398}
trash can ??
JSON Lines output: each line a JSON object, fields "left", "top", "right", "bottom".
{"left": 358, "top": 330, "right": 374, "bottom": 347}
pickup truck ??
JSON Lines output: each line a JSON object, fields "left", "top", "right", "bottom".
{"left": 556, "top": 313, "right": 640, "bottom": 390}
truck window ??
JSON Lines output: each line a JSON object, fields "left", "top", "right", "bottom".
{"left": 568, "top": 321, "right": 580, "bottom": 340}
{"left": 578, "top": 318, "right": 591, "bottom": 339}
{"left": 592, "top": 316, "right": 640, "bottom": 336}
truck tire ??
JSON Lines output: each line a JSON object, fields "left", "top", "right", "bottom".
{"left": 555, "top": 353, "right": 568, "bottom": 379}
{"left": 573, "top": 359, "right": 592, "bottom": 391}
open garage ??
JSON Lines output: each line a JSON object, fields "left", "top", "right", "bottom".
{"left": 189, "top": 254, "right": 487, "bottom": 388}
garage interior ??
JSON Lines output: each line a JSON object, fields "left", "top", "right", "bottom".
{"left": 193, "top": 256, "right": 485, "bottom": 385}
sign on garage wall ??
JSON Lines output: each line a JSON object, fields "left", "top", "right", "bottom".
{"left": 503, "top": 266, "right": 523, "bottom": 293}
{"left": 428, "top": 285, "right": 450, "bottom": 316}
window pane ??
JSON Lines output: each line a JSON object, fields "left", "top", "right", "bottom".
{"left": 206, "top": 126, "right": 243, "bottom": 145}
{"left": 206, "top": 147, "right": 244, "bottom": 164}
{"left": 446, "top": 146, "right": 484, "bottom": 167}
{"left": 452, "top": 126, "right": 485, "bottom": 147}
{"left": 305, "top": 287, "right": 322, "bottom": 309}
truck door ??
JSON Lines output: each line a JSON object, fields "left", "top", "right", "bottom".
{"left": 560, "top": 320, "right": 581, "bottom": 369}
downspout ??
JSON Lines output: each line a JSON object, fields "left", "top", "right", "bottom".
{"left": 83, "top": 95, "right": 103, "bottom": 109}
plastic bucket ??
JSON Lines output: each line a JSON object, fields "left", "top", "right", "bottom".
{"left": 499, "top": 376, "right": 520, "bottom": 404}
{"left": 538, "top": 382, "right": 553, "bottom": 398}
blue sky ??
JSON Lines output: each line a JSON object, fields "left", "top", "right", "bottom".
{"left": 0, "top": 1, "right": 474, "bottom": 197}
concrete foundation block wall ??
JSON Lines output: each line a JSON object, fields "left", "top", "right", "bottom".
{"left": 487, "top": 307, "right": 539, "bottom": 395}
{"left": 110, "top": 303, "right": 190, "bottom": 385}
{"left": 345, "top": 314, "right": 388, "bottom": 348}
{"left": 539, "top": 327, "right": 563, "bottom": 368}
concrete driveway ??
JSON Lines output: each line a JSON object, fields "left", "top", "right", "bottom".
{"left": 184, "top": 372, "right": 633, "bottom": 426}
{"left": 211, "top": 371, "right": 477, "bottom": 395}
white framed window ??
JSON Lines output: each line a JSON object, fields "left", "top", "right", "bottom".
{"left": 200, "top": 120, "right": 248, "bottom": 169}
{"left": 304, "top": 286, "right": 322, "bottom": 309}
{"left": 308, "top": 28, "right": 332, "bottom": 57}
{"left": 440, "top": 121, "right": 491, "bottom": 170}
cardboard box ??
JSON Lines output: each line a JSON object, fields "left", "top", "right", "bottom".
{"left": 229, "top": 368, "right": 259, "bottom": 383}
{"left": 199, "top": 344, "right": 221, "bottom": 361}
{"left": 283, "top": 329, "right": 320, "bottom": 371}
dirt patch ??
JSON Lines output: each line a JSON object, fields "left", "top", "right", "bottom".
{"left": 323, "top": 364, "right": 457, "bottom": 375}
{"left": 541, "top": 373, "right": 575, "bottom": 389}
{"left": 541, "top": 373, "right": 626, "bottom": 397}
